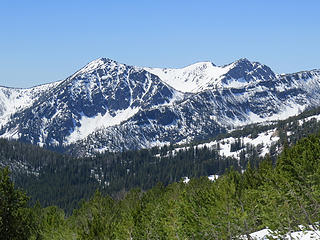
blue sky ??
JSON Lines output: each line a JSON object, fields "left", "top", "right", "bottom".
{"left": 1, "top": 0, "right": 319, "bottom": 88}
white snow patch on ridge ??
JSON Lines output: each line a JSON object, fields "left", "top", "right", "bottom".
{"left": 227, "top": 103, "right": 307, "bottom": 128}
{"left": 66, "top": 107, "right": 140, "bottom": 144}
{"left": 223, "top": 78, "right": 249, "bottom": 88}
{"left": 144, "top": 62, "right": 232, "bottom": 93}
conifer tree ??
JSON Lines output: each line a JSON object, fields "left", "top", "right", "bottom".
{"left": 0, "top": 167, "right": 35, "bottom": 240}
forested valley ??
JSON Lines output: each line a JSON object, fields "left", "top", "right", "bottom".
{"left": 2, "top": 132, "right": 320, "bottom": 239}
{"left": 1, "top": 107, "right": 320, "bottom": 238}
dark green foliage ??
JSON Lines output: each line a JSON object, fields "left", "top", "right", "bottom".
{"left": 0, "top": 167, "right": 35, "bottom": 240}
{"left": 0, "top": 137, "right": 244, "bottom": 213}
{"left": 58, "top": 133, "right": 320, "bottom": 238}
{"left": 230, "top": 138, "right": 244, "bottom": 152}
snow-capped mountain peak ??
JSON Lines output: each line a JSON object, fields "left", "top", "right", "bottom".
{"left": 73, "top": 57, "right": 125, "bottom": 77}
{"left": 0, "top": 57, "right": 181, "bottom": 147}
{"left": 0, "top": 57, "right": 319, "bottom": 155}
{"left": 144, "top": 61, "right": 232, "bottom": 93}
{"left": 143, "top": 58, "right": 276, "bottom": 93}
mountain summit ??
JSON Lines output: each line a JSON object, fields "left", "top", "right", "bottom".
{"left": 144, "top": 58, "right": 275, "bottom": 93}
{"left": 0, "top": 58, "right": 319, "bottom": 155}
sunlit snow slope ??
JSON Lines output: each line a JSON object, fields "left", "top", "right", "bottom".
{"left": 144, "top": 62, "right": 232, "bottom": 93}
{"left": 0, "top": 81, "right": 62, "bottom": 127}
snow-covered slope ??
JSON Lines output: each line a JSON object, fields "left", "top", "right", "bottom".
{"left": 144, "top": 61, "right": 232, "bottom": 93}
{"left": 144, "top": 58, "right": 276, "bottom": 93}
{"left": 0, "top": 81, "right": 62, "bottom": 127}
{"left": 0, "top": 58, "right": 182, "bottom": 147}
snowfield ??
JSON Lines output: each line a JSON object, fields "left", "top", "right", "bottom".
{"left": 66, "top": 107, "right": 140, "bottom": 143}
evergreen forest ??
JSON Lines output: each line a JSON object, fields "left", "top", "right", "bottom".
{"left": 1, "top": 133, "right": 320, "bottom": 239}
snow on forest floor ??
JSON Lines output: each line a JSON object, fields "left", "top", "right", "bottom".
{"left": 242, "top": 226, "right": 320, "bottom": 239}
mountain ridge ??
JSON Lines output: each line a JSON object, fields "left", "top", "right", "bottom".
{"left": 0, "top": 57, "right": 319, "bottom": 155}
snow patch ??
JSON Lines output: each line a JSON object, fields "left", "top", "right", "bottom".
{"left": 230, "top": 103, "right": 307, "bottom": 127}
{"left": 224, "top": 78, "right": 249, "bottom": 88}
{"left": 183, "top": 177, "right": 190, "bottom": 183}
{"left": 183, "top": 175, "right": 219, "bottom": 183}
{"left": 1, "top": 127, "right": 20, "bottom": 140}
{"left": 208, "top": 174, "right": 219, "bottom": 181}
{"left": 162, "top": 129, "right": 279, "bottom": 161}
{"left": 212, "top": 129, "right": 279, "bottom": 158}
{"left": 299, "top": 114, "right": 320, "bottom": 125}
{"left": 242, "top": 226, "right": 320, "bottom": 240}
{"left": 66, "top": 107, "right": 140, "bottom": 144}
